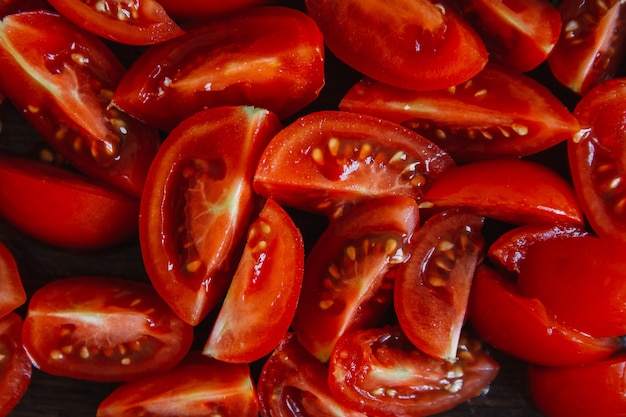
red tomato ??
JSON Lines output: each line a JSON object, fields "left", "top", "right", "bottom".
{"left": 304, "top": 0, "right": 487, "bottom": 91}
{"left": 203, "top": 198, "right": 305, "bottom": 363}
{"left": 548, "top": 0, "right": 626, "bottom": 94}
{"left": 448, "top": 0, "right": 562, "bottom": 72}
{"left": 97, "top": 352, "right": 258, "bottom": 417}
{"left": 292, "top": 196, "right": 419, "bottom": 362}
{"left": 0, "top": 313, "right": 31, "bottom": 417}
{"left": 395, "top": 209, "right": 484, "bottom": 362}
{"left": 468, "top": 265, "right": 621, "bottom": 366}
{"left": 517, "top": 236, "right": 626, "bottom": 337}
{"left": 528, "top": 354, "right": 626, "bottom": 417}
{"left": 257, "top": 333, "right": 368, "bottom": 417}
{"left": 112, "top": 6, "right": 324, "bottom": 131}
{"left": 0, "top": 0, "right": 49, "bottom": 17}
{"left": 569, "top": 77, "right": 626, "bottom": 241}
{"left": 157, "top": 0, "right": 275, "bottom": 19}
{"left": 328, "top": 326, "right": 499, "bottom": 417}
{"left": 421, "top": 158, "right": 585, "bottom": 226}
{"left": 0, "top": 241, "right": 25, "bottom": 319}
{"left": 22, "top": 276, "right": 194, "bottom": 382}
{"left": 46, "top": 0, "right": 183, "bottom": 45}
{"left": 339, "top": 65, "right": 580, "bottom": 162}
{"left": 0, "top": 154, "right": 139, "bottom": 249}
{"left": 139, "top": 106, "right": 282, "bottom": 326}
{"left": 254, "top": 110, "right": 455, "bottom": 220}
{"left": 0, "top": 11, "right": 161, "bottom": 198}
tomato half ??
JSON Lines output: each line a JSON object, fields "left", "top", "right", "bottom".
{"left": 254, "top": 110, "right": 455, "bottom": 220}
{"left": 46, "top": 0, "right": 184, "bottom": 45}
{"left": 328, "top": 326, "right": 499, "bottom": 417}
{"left": 569, "top": 77, "right": 626, "bottom": 241}
{"left": 22, "top": 276, "right": 194, "bottom": 382}
{"left": 292, "top": 196, "right": 419, "bottom": 362}
{"left": 468, "top": 265, "right": 621, "bottom": 367}
{"left": 421, "top": 158, "right": 585, "bottom": 226}
{"left": 0, "top": 241, "right": 25, "bottom": 319}
{"left": 203, "top": 198, "right": 304, "bottom": 363}
{"left": 304, "top": 0, "right": 487, "bottom": 91}
{"left": 548, "top": 0, "right": 626, "bottom": 95}
{"left": 112, "top": 6, "right": 324, "bottom": 131}
{"left": 97, "top": 351, "right": 258, "bottom": 417}
{"left": 257, "top": 333, "right": 368, "bottom": 417}
{"left": 528, "top": 354, "right": 626, "bottom": 417}
{"left": 0, "top": 154, "right": 140, "bottom": 249}
{"left": 156, "top": 0, "right": 275, "bottom": 19}
{"left": 0, "top": 313, "right": 31, "bottom": 417}
{"left": 517, "top": 236, "right": 626, "bottom": 337}
{"left": 0, "top": 11, "right": 161, "bottom": 198}
{"left": 339, "top": 65, "right": 580, "bottom": 162}
{"left": 395, "top": 209, "right": 484, "bottom": 362}
{"left": 139, "top": 106, "right": 282, "bottom": 326}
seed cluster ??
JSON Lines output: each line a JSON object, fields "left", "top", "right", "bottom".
{"left": 425, "top": 227, "right": 482, "bottom": 289}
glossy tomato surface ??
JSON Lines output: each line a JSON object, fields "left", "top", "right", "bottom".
{"left": 22, "top": 276, "right": 194, "bottom": 382}
{"left": 0, "top": 240, "right": 25, "bottom": 319}
{"left": 0, "top": 313, "right": 31, "bottom": 417}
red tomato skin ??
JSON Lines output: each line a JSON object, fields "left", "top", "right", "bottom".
{"left": 339, "top": 65, "right": 580, "bottom": 162}
{"left": 569, "top": 77, "right": 626, "bottom": 241}
{"left": 22, "top": 276, "right": 194, "bottom": 382}
{"left": 0, "top": 241, "right": 26, "bottom": 319}
{"left": 0, "top": 0, "right": 50, "bottom": 17}
{"left": 46, "top": 0, "right": 184, "bottom": 45}
{"left": 468, "top": 265, "right": 621, "bottom": 367}
{"left": 517, "top": 236, "right": 626, "bottom": 337}
{"left": 157, "top": 0, "right": 275, "bottom": 19}
{"left": 304, "top": 0, "right": 487, "bottom": 91}
{"left": 0, "top": 313, "right": 32, "bottom": 417}
{"left": 0, "top": 11, "right": 161, "bottom": 198}
{"left": 421, "top": 158, "right": 585, "bottom": 226}
{"left": 97, "top": 352, "right": 259, "bottom": 417}
{"left": 203, "top": 198, "right": 305, "bottom": 363}
{"left": 112, "top": 6, "right": 324, "bottom": 131}
{"left": 529, "top": 354, "right": 626, "bottom": 417}
{"left": 0, "top": 154, "right": 139, "bottom": 249}
{"left": 139, "top": 106, "right": 282, "bottom": 326}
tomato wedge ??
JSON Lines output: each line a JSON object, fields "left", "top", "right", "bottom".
{"left": 292, "top": 196, "right": 419, "bottom": 362}
{"left": 203, "top": 198, "right": 305, "bottom": 363}
{"left": 0, "top": 11, "right": 161, "bottom": 198}
{"left": 0, "top": 241, "right": 25, "bottom": 319}
{"left": 97, "top": 352, "right": 258, "bottom": 417}
{"left": 339, "top": 65, "right": 580, "bottom": 162}
{"left": 0, "top": 313, "right": 31, "bottom": 417}
{"left": 46, "top": 0, "right": 184, "bottom": 45}
{"left": 254, "top": 110, "right": 455, "bottom": 220}
{"left": 139, "top": 106, "right": 282, "bottom": 326}
{"left": 113, "top": 6, "right": 324, "bottom": 131}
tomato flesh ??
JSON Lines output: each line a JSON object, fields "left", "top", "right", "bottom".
{"left": 0, "top": 313, "right": 31, "bottom": 417}
{"left": 0, "top": 241, "right": 25, "bottom": 319}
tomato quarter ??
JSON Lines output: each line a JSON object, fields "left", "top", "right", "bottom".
{"left": 0, "top": 313, "right": 31, "bottom": 417}
{"left": 0, "top": 240, "right": 25, "bottom": 319}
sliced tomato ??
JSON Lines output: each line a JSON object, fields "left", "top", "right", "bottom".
{"left": 0, "top": 11, "right": 161, "bottom": 198}
{"left": 395, "top": 209, "right": 484, "bottom": 362}
{"left": 421, "top": 158, "right": 585, "bottom": 226}
{"left": 257, "top": 333, "right": 368, "bottom": 417}
{"left": 139, "top": 106, "right": 282, "bottom": 326}
{"left": 203, "top": 198, "right": 304, "bottom": 363}
{"left": 339, "top": 65, "right": 580, "bottom": 162}
{"left": 487, "top": 223, "right": 588, "bottom": 274}
{"left": 292, "top": 196, "right": 419, "bottom": 362}
{"left": 97, "top": 351, "right": 258, "bottom": 417}
{"left": 569, "top": 77, "right": 626, "bottom": 241}
{"left": 156, "top": 0, "right": 275, "bottom": 19}
{"left": 0, "top": 241, "right": 25, "bottom": 319}
{"left": 22, "top": 276, "right": 194, "bottom": 382}
{"left": 468, "top": 265, "right": 621, "bottom": 367}
{"left": 328, "top": 326, "right": 499, "bottom": 417}
{"left": 254, "top": 110, "right": 455, "bottom": 220}
{"left": 548, "top": 0, "right": 626, "bottom": 95}
{"left": 112, "top": 6, "right": 324, "bottom": 131}
{"left": 448, "top": 0, "right": 562, "bottom": 72}
{"left": 528, "top": 354, "right": 626, "bottom": 417}
{"left": 0, "top": 154, "right": 139, "bottom": 249}
{"left": 304, "top": 0, "right": 487, "bottom": 91}
{"left": 0, "top": 313, "right": 31, "bottom": 417}
{"left": 517, "top": 236, "right": 626, "bottom": 337}
{"left": 46, "top": 0, "right": 183, "bottom": 45}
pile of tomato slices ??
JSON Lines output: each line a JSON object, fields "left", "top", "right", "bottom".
{"left": 1, "top": 0, "right": 626, "bottom": 416}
